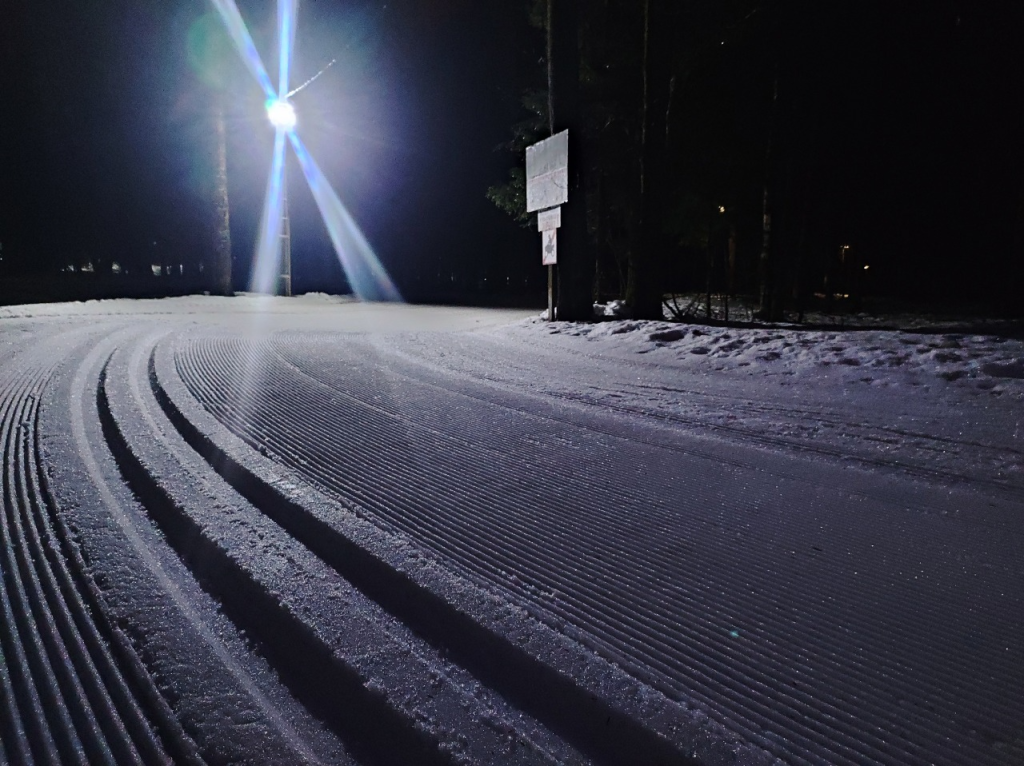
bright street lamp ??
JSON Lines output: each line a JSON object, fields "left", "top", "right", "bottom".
{"left": 210, "top": 0, "right": 401, "bottom": 301}
{"left": 266, "top": 99, "right": 297, "bottom": 130}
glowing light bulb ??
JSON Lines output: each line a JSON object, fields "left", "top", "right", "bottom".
{"left": 266, "top": 99, "right": 296, "bottom": 129}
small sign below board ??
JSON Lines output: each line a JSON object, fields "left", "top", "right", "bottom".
{"left": 526, "top": 131, "right": 569, "bottom": 213}
{"left": 542, "top": 229, "right": 557, "bottom": 265}
{"left": 537, "top": 207, "right": 561, "bottom": 232}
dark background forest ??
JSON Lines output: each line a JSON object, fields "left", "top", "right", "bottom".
{"left": 1, "top": 0, "right": 1022, "bottom": 318}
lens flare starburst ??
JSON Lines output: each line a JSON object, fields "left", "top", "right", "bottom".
{"left": 209, "top": 0, "right": 401, "bottom": 301}
{"left": 266, "top": 99, "right": 297, "bottom": 130}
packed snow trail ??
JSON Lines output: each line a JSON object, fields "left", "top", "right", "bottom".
{"left": 104, "top": 336, "right": 600, "bottom": 764}
{"left": 0, "top": 296, "right": 1021, "bottom": 766}
{"left": 0, "top": 328, "right": 193, "bottom": 765}
{"left": 169, "top": 328, "right": 1023, "bottom": 766}
{"left": 3, "top": 302, "right": 756, "bottom": 766}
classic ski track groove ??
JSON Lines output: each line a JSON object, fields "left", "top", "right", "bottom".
{"left": 170, "top": 333, "right": 1022, "bottom": 766}
{"left": 0, "top": 353, "right": 175, "bottom": 764}
{"left": 100, "top": 365, "right": 447, "bottom": 766}
{"left": 178, "top": 339, "right": 827, "bottom": 759}
{"left": 169, "top": 342, "right": 897, "bottom": 766}
{"left": 102, "top": 339, "right": 614, "bottom": 765}
{"left": 70, "top": 333, "right": 333, "bottom": 766}
{"left": 3, "top": 316, "right": 1019, "bottom": 766}
{"left": 388, "top": 337, "right": 1021, "bottom": 495}
{"left": 148, "top": 345, "right": 716, "bottom": 765}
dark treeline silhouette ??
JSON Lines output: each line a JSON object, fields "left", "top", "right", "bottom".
{"left": 489, "top": 0, "right": 1024, "bottom": 319}
{"left": 3, "top": 0, "right": 1022, "bottom": 313}
{"left": 0, "top": 2, "right": 235, "bottom": 300}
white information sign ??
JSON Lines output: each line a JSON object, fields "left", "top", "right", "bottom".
{"left": 542, "top": 229, "right": 557, "bottom": 265}
{"left": 526, "top": 131, "right": 569, "bottom": 213}
{"left": 537, "top": 206, "right": 562, "bottom": 232}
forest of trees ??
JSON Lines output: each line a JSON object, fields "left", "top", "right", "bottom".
{"left": 3, "top": 0, "right": 1022, "bottom": 314}
{"left": 488, "top": 0, "right": 1024, "bottom": 321}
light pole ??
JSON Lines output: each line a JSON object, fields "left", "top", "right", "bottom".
{"left": 281, "top": 160, "right": 292, "bottom": 296}
{"left": 266, "top": 98, "right": 296, "bottom": 295}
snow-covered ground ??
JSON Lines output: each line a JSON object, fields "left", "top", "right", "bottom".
{"left": 0, "top": 292, "right": 532, "bottom": 333}
{"left": 5, "top": 292, "right": 1020, "bottom": 498}
{"left": 579, "top": 303, "right": 1024, "bottom": 391}
{"left": 3, "top": 292, "right": 1020, "bottom": 514}
{"left": 480, "top": 308, "right": 1023, "bottom": 493}
{"left": 1, "top": 294, "right": 1022, "bottom": 766}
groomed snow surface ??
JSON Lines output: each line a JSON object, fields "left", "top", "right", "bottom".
{"left": 0, "top": 294, "right": 1021, "bottom": 766}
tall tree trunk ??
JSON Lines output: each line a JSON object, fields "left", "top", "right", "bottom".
{"left": 630, "top": 0, "right": 672, "bottom": 320}
{"left": 549, "top": 0, "right": 593, "bottom": 321}
{"left": 705, "top": 236, "right": 713, "bottom": 321}
{"left": 758, "top": 72, "right": 779, "bottom": 320}
{"left": 208, "top": 95, "right": 233, "bottom": 296}
{"left": 595, "top": 172, "right": 607, "bottom": 300}
{"left": 546, "top": 0, "right": 555, "bottom": 136}
{"left": 1010, "top": 176, "right": 1024, "bottom": 317}
{"left": 544, "top": 0, "right": 593, "bottom": 319}
{"left": 726, "top": 223, "right": 736, "bottom": 322}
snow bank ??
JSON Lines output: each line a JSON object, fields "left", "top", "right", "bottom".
{"left": 529, "top": 314, "right": 1024, "bottom": 397}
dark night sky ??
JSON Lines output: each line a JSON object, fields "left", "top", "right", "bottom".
{"left": 2, "top": 1, "right": 1023, "bottom": 304}
{"left": 815, "top": 1, "right": 1024, "bottom": 302}
{"left": 0, "top": 0, "right": 537, "bottom": 297}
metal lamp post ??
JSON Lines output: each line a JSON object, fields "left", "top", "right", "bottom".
{"left": 266, "top": 98, "right": 296, "bottom": 296}
{"left": 280, "top": 161, "right": 292, "bottom": 296}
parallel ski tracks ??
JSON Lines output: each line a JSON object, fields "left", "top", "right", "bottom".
{"left": 0, "top": 360, "right": 176, "bottom": 764}
{"left": 169, "top": 335, "right": 1024, "bottom": 766}
{"left": 393, "top": 336, "right": 1023, "bottom": 495}
{"left": 5, "top": 307, "right": 1019, "bottom": 766}
{"left": 144, "top": 349, "right": 716, "bottom": 762}
{"left": 178, "top": 340, "right": 857, "bottom": 762}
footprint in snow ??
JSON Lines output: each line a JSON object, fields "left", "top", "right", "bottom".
{"left": 981, "top": 360, "right": 1024, "bottom": 379}
{"left": 648, "top": 328, "right": 687, "bottom": 343}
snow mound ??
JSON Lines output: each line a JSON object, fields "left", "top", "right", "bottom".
{"left": 523, "top": 316, "right": 1024, "bottom": 395}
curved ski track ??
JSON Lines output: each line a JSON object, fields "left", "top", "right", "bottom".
{"left": 170, "top": 331, "right": 1023, "bottom": 766}
{"left": 387, "top": 333, "right": 1024, "bottom": 496}
{"left": 2, "top": 321, "right": 742, "bottom": 765}
{"left": 0, "top": 340, "right": 188, "bottom": 765}
{"left": 2, "top": 314, "right": 1021, "bottom": 766}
